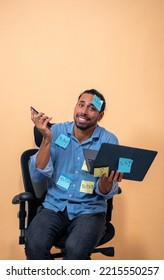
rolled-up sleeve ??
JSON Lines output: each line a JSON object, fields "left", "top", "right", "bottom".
{"left": 29, "top": 152, "right": 54, "bottom": 184}
{"left": 95, "top": 180, "right": 119, "bottom": 199}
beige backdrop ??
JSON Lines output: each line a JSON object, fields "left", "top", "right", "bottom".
{"left": 0, "top": 0, "right": 163, "bottom": 260}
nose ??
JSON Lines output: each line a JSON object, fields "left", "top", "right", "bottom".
{"left": 80, "top": 105, "right": 88, "bottom": 114}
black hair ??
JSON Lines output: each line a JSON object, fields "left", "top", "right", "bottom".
{"left": 78, "top": 89, "right": 106, "bottom": 112}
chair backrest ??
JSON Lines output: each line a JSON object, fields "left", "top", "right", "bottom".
{"left": 21, "top": 149, "right": 38, "bottom": 195}
{"left": 33, "top": 123, "right": 54, "bottom": 147}
{"left": 20, "top": 149, "right": 47, "bottom": 225}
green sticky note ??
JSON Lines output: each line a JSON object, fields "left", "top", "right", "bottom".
{"left": 118, "top": 157, "right": 133, "bottom": 173}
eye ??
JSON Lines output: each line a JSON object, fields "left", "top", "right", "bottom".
{"left": 78, "top": 102, "right": 84, "bottom": 108}
{"left": 89, "top": 105, "right": 96, "bottom": 111}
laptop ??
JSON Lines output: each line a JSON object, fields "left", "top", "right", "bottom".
{"left": 83, "top": 143, "right": 157, "bottom": 181}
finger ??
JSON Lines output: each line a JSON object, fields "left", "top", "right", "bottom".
{"left": 35, "top": 113, "right": 48, "bottom": 125}
{"left": 31, "top": 110, "right": 35, "bottom": 120}
{"left": 113, "top": 171, "right": 124, "bottom": 182}
{"left": 31, "top": 110, "right": 39, "bottom": 123}
{"left": 42, "top": 117, "right": 52, "bottom": 128}
{"left": 31, "top": 110, "right": 42, "bottom": 120}
{"left": 100, "top": 173, "right": 107, "bottom": 181}
{"left": 118, "top": 172, "right": 124, "bottom": 182}
{"left": 99, "top": 173, "right": 108, "bottom": 185}
{"left": 107, "top": 171, "right": 115, "bottom": 181}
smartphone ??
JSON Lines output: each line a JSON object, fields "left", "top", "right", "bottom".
{"left": 30, "top": 106, "right": 39, "bottom": 115}
{"left": 30, "top": 106, "right": 52, "bottom": 127}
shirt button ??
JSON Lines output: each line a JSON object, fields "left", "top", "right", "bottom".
{"left": 75, "top": 171, "right": 78, "bottom": 174}
{"left": 77, "top": 157, "right": 80, "bottom": 160}
{"left": 69, "top": 194, "right": 72, "bottom": 197}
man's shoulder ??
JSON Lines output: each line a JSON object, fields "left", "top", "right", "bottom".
{"left": 51, "top": 121, "right": 73, "bottom": 133}
{"left": 97, "top": 125, "right": 119, "bottom": 144}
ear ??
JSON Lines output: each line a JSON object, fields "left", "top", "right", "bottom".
{"left": 98, "top": 111, "right": 104, "bottom": 121}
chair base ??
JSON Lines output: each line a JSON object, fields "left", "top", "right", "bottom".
{"left": 50, "top": 246, "right": 114, "bottom": 259}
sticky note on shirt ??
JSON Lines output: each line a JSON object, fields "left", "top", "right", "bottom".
{"left": 118, "top": 157, "right": 133, "bottom": 173}
{"left": 55, "top": 133, "right": 70, "bottom": 149}
{"left": 57, "top": 174, "right": 72, "bottom": 190}
{"left": 92, "top": 94, "right": 103, "bottom": 111}
{"left": 81, "top": 160, "right": 88, "bottom": 172}
{"left": 80, "top": 180, "right": 94, "bottom": 194}
{"left": 94, "top": 166, "right": 109, "bottom": 177}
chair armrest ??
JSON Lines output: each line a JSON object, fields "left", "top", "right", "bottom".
{"left": 12, "top": 192, "right": 34, "bottom": 204}
{"left": 118, "top": 186, "right": 122, "bottom": 194}
{"left": 12, "top": 192, "right": 34, "bottom": 244}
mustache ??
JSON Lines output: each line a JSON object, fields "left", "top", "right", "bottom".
{"left": 76, "top": 113, "right": 90, "bottom": 119}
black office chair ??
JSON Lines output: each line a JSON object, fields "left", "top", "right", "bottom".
{"left": 12, "top": 125, "right": 122, "bottom": 259}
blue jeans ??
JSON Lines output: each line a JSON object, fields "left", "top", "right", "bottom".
{"left": 25, "top": 207, "right": 106, "bottom": 260}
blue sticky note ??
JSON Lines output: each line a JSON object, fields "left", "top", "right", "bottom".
{"left": 55, "top": 133, "right": 70, "bottom": 149}
{"left": 118, "top": 157, "right": 133, "bottom": 173}
{"left": 92, "top": 94, "right": 103, "bottom": 111}
{"left": 57, "top": 174, "right": 72, "bottom": 190}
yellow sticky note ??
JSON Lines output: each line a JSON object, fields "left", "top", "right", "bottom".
{"left": 80, "top": 180, "right": 94, "bottom": 194}
{"left": 94, "top": 167, "right": 109, "bottom": 177}
{"left": 81, "top": 160, "right": 88, "bottom": 172}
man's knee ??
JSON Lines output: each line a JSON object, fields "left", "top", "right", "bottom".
{"left": 64, "top": 239, "right": 89, "bottom": 260}
{"left": 25, "top": 232, "right": 51, "bottom": 260}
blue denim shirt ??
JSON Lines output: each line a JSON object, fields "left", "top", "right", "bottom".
{"left": 29, "top": 122, "right": 119, "bottom": 220}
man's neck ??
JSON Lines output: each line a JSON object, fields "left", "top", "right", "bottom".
{"left": 73, "top": 125, "right": 96, "bottom": 143}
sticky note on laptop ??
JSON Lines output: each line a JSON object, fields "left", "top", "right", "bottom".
{"left": 118, "top": 157, "right": 133, "bottom": 173}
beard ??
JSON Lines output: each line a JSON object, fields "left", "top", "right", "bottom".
{"left": 75, "top": 122, "right": 92, "bottom": 130}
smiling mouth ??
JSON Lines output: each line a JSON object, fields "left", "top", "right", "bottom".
{"left": 77, "top": 115, "right": 90, "bottom": 123}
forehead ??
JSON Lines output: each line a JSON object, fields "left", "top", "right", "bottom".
{"left": 78, "top": 93, "right": 94, "bottom": 103}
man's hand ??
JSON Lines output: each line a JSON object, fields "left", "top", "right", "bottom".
{"left": 31, "top": 110, "right": 53, "bottom": 169}
{"left": 98, "top": 171, "right": 123, "bottom": 194}
{"left": 31, "top": 110, "right": 53, "bottom": 141}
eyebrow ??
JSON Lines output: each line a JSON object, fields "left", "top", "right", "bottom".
{"left": 78, "top": 100, "right": 94, "bottom": 106}
{"left": 78, "top": 100, "right": 97, "bottom": 110}
{"left": 78, "top": 100, "right": 85, "bottom": 103}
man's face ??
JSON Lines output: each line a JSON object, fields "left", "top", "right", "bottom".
{"left": 74, "top": 93, "right": 104, "bottom": 131}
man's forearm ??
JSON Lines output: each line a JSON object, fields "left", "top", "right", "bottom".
{"left": 36, "top": 138, "right": 51, "bottom": 170}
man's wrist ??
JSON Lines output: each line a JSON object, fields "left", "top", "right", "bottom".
{"left": 98, "top": 181, "right": 112, "bottom": 195}
{"left": 42, "top": 137, "right": 52, "bottom": 146}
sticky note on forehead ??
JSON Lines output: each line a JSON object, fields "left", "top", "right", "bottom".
{"left": 92, "top": 95, "right": 103, "bottom": 111}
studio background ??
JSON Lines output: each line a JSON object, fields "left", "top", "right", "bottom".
{"left": 0, "top": 0, "right": 163, "bottom": 259}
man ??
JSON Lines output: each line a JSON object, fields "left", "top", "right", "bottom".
{"left": 26, "top": 89, "right": 123, "bottom": 260}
